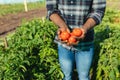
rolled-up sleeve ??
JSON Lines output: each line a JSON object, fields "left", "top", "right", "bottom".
{"left": 46, "top": 0, "right": 61, "bottom": 20}
{"left": 87, "top": 0, "right": 106, "bottom": 25}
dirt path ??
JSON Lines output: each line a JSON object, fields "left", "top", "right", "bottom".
{"left": 0, "top": 8, "right": 47, "bottom": 37}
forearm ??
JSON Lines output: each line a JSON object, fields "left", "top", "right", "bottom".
{"left": 50, "top": 13, "right": 67, "bottom": 28}
{"left": 82, "top": 18, "right": 96, "bottom": 33}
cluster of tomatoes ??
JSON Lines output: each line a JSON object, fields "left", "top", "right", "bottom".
{"left": 59, "top": 28, "right": 83, "bottom": 44}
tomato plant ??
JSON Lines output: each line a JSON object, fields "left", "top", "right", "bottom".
{"left": 0, "top": 19, "right": 63, "bottom": 80}
{"left": 91, "top": 8, "right": 120, "bottom": 80}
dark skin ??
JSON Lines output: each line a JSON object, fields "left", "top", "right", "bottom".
{"left": 50, "top": 13, "right": 96, "bottom": 45}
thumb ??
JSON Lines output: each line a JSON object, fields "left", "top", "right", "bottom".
{"left": 57, "top": 29, "right": 61, "bottom": 35}
{"left": 66, "top": 28, "right": 71, "bottom": 33}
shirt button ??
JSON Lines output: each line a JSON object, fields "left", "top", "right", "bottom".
{"left": 71, "top": 1, "right": 73, "bottom": 4}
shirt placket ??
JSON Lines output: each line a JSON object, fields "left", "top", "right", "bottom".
{"left": 70, "top": 0, "right": 73, "bottom": 16}
{"left": 70, "top": 0, "right": 73, "bottom": 28}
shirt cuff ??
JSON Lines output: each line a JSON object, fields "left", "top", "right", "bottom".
{"left": 46, "top": 9, "right": 61, "bottom": 20}
{"left": 87, "top": 11, "right": 103, "bottom": 25}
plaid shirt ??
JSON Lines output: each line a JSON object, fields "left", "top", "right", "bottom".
{"left": 46, "top": 0, "right": 106, "bottom": 51}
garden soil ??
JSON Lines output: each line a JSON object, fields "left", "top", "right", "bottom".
{"left": 0, "top": 8, "right": 47, "bottom": 37}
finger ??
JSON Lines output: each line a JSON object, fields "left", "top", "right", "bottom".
{"left": 58, "top": 35, "right": 61, "bottom": 40}
{"left": 67, "top": 28, "right": 71, "bottom": 33}
{"left": 72, "top": 41, "right": 79, "bottom": 45}
{"left": 74, "top": 34, "right": 85, "bottom": 40}
{"left": 67, "top": 41, "right": 79, "bottom": 46}
{"left": 66, "top": 42, "right": 71, "bottom": 46}
{"left": 57, "top": 28, "right": 62, "bottom": 35}
{"left": 57, "top": 30, "right": 61, "bottom": 35}
{"left": 61, "top": 40, "right": 68, "bottom": 43}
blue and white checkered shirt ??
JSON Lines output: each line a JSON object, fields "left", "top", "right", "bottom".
{"left": 46, "top": 0, "right": 106, "bottom": 51}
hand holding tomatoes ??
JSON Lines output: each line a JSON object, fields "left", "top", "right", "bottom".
{"left": 67, "top": 28, "right": 83, "bottom": 45}
{"left": 58, "top": 27, "right": 86, "bottom": 46}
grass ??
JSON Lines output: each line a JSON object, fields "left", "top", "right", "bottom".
{"left": 107, "top": 0, "right": 119, "bottom": 1}
{"left": 107, "top": 0, "right": 120, "bottom": 10}
{"left": 0, "top": 1, "right": 45, "bottom": 16}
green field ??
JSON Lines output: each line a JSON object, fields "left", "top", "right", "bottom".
{"left": 0, "top": 8, "right": 120, "bottom": 80}
{"left": 0, "top": 0, "right": 120, "bottom": 80}
{"left": 0, "top": 1, "right": 45, "bottom": 16}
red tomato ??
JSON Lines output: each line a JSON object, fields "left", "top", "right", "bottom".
{"left": 72, "top": 28, "right": 82, "bottom": 37}
{"left": 60, "top": 31, "right": 70, "bottom": 41}
{"left": 68, "top": 36, "right": 77, "bottom": 43}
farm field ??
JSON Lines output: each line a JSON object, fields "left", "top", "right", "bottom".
{"left": 0, "top": 0, "right": 120, "bottom": 37}
{"left": 0, "top": 8, "right": 46, "bottom": 36}
{"left": 0, "top": 2, "right": 45, "bottom": 16}
{"left": 0, "top": 1, "right": 46, "bottom": 37}
{"left": 0, "top": 0, "right": 120, "bottom": 80}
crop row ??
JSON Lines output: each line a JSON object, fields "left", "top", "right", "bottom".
{"left": 0, "top": 9, "right": 120, "bottom": 80}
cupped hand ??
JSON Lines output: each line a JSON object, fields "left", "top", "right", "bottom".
{"left": 66, "top": 27, "right": 87, "bottom": 46}
{"left": 57, "top": 26, "right": 70, "bottom": 35}
{"left": 57, "top": 26, "right": 70, "bottom": 43}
